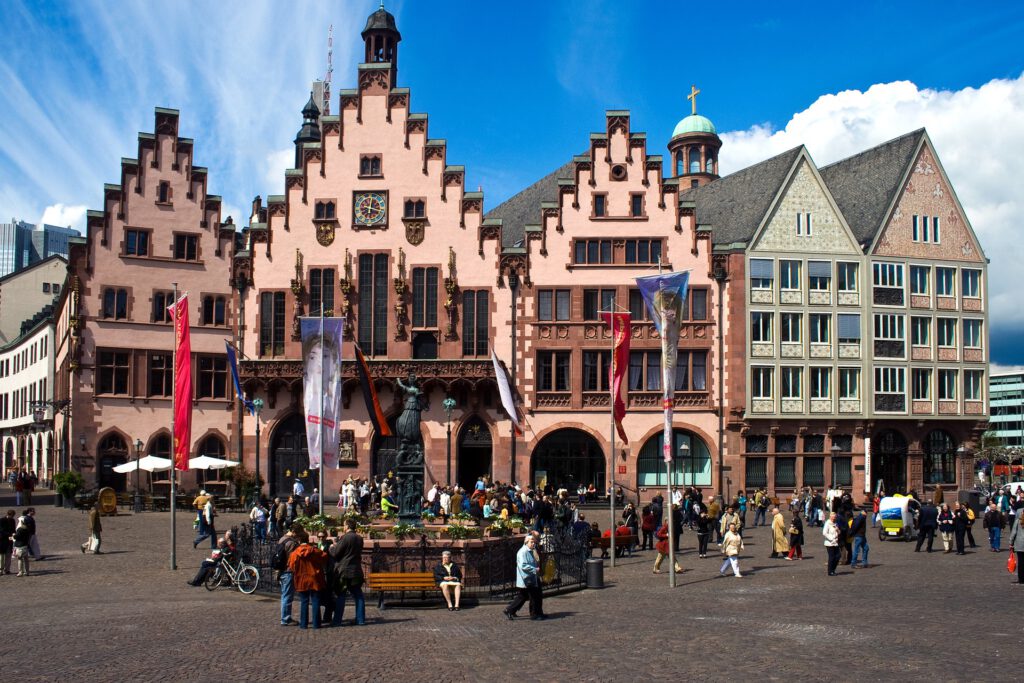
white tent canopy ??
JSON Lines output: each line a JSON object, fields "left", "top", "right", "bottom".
{"left": 188, "top": 455, "right": 238, "bottom": 470}
{"left": 113, "top": 455, "right": 174, "bottom": 473}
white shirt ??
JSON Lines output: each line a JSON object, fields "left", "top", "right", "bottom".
{"left": 672, "top": 490, "right": 683, "bottom": 506}
{"left": 440, "top": 492, "right": 451, "bottom": 513}
{"left": 293, "top": 481, "right": 305, "bottom": 497}
{"left": 427, "top": 486, "right": 438, "bottom": 503}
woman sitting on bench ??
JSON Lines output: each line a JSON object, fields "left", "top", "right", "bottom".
{"left": 433, "top": 550, "right": 463, "bottom": 611}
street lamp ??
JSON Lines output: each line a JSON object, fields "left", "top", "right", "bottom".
{"left": 957, "top": 445, "right": 968, "bottom": 493}
{"left": 680, "top": 440, "right": 691, "bottom": 490}
{"left": 443, "top": 396, "right": 456, "bottom": 486}
{"left": 830, "top": 444, "right": 841, "bottom": 491}
{"left": 134, "top": 438, "right": 144, "bottom": 513}
{"left": 252, "top": 397, "right": 265, "bottom": 506}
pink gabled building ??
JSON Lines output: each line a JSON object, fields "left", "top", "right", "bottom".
{"left": 62, "top": 108, "right": 237, "bottom": 491}
{"left": 237, "top": 6, "right": 505, "bottom": 498}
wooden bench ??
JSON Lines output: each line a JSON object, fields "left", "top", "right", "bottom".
{"left": 591, "top": 534, "right": 639, "bottom": 557}
{"left": 366, "top": 571, "right": 439, "bottom": 609}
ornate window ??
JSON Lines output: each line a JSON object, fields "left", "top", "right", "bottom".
{"left": 359, "top": 155, "right": 382, "bottom": 177}
{"left": 96, "top": 350, "right": 130, "bottom": 395}
{"left": 314, "top": 200, "right": 336, "bottom": 221}
{"left": 102, "top": 287, "right": 129, "bottom": 320}
{"left": 125, "top": 229, "right": 150, "bottom": 256}
{"left": 637, "top": 429, "right": 711, "bottom": 487}
{"left": 537, "top": 350, "right": 570, "bottom": 391}
{"left": 259, "top": 291, "right": 286, "bottom": 357}
{"left": 582, "top": 351, "right": 610, "bottom": 392}
{"left": 537, "top": 289, "right": 570, "bottom": 322}
{"left": 403, "top": 199, "right": 426, "bottom": 219}
{"left": 309, "top": 268, "right": 336, "bottom": 317}
{"left": 461, "top": 290, "right": 488, "bottom": 357}
{"left": 358, "top": 254, "right": 389, "bottom": 357}
{"left": 411, "top": 267, "right": 438, "bottom": 328}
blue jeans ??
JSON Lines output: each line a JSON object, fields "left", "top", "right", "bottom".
{"left": 337, "top": 583, "right": 366, "bottom": 625}
{"left": 989, "top": 527, "right": 1001, "bottom": 551}
{"left": 297, "top": 590, "right": 321, "bottom": 628}
{"left": 279, "top": 571, "right": 295, "bottom": 624}
{"left": 851, "top": 536, "right": 869, "bottom": 566}
{"left": 753, "top": 508, "right": 766, "bottom": 527}
{"left": 194, "top": 521, "right": 216, "bottom": 549}
{"left": 254, "top": 523, "right": 266, "bottom": 542}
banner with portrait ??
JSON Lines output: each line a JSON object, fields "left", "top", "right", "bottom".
{"left": 300, "top": 317, "right": 345, "bottom": 470}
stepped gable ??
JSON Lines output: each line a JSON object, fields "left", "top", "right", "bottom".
{"left": 819, "top": 128, "right": 925, "bottom": 245}
{"left": 485, "top": 161, "right": 574, "bottom": 250}
{"left": 680, "top": 146, "right": 804, "bottom": 246}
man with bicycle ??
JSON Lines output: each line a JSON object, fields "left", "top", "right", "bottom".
{"left": 187, "top": 537, "right": 234, "bottom": 587}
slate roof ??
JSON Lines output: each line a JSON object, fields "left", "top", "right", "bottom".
{"left": 819, "top": 128, "right": 924, "bottom": 245}
{"left": 485, "top": 161, "right": 575, "bottom": 250}
{"left": 679, "top": 146, "right": 804, "bottom": 246}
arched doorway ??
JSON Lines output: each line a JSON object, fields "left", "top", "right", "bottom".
{"left": 97, "top": 433, "right": 128, "bottom": 491}
{"left": 197, "top": 435, "right": 229, "bottom": 488}
{"left": 923, "top": 430, "right": 957, "bottom": 486}
{"left": 457, "top": 415, "right": 492, "bottom": 490}
{"left": 371, "top": 415, "right": 403, "bottom": 480}
{"left": 872, "top": 430, "right": 907, "bottom": 494}
{"left": 269, "top": 414, "right": 313, "bottom": 498}
{"left": 530, "top": 428, "right": 605, "bottom": 493}
{"left": 637, "top": 429, "right": 712, "bottom": 489}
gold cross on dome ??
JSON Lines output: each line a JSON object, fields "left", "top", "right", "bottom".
{"left": 687, "top": 84, "right": 701, "bottom": 115}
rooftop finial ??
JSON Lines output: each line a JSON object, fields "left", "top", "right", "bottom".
{"left": 687, "top": 84, "right": 701, "bottom": 116}
{"left": 379, "top": 0, "right": 384, "bottom": 8}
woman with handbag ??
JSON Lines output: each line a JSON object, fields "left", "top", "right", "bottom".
{"left": 786, "top": 510, "right": 804, "bottom": 560}
{"left": 1008, "top": 512, "right": 1024, "bottom": 584}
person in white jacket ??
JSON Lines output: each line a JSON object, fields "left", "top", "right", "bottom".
{"left": 719, "top": 522, "right": 744, "bottom": 577}
{"left": 823, "top": 512, "right": 840, "bottom": 576}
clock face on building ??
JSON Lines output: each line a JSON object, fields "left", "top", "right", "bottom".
{"left": 354, "top": 192, "right": 387, "bottom": 226}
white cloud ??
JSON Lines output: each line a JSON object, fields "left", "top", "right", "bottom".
{"left": 720, "top": 74, "right": 1024, "bottom": 328}
{"left": 991, "top": 364, "right": 1024, "bottom": 376}
{"left": 264, "top": 148, "right": 295, "bottom": 193}
{"left": 39, "top": 204, "right": 87, "bottom": 231}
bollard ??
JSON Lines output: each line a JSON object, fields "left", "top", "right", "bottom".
{"left": 586, "top": 557, "right": 604, "bottom": 589}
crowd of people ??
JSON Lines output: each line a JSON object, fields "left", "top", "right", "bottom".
{"left": 7, "top": 470, "right": 42, "bottom": 507}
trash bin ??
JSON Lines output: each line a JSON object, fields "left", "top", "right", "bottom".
{"left": 586, "top": 558, "right": 604, "bottom": 589}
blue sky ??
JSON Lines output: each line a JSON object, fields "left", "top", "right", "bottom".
{"left": 2, "top": 1, "right": 1023, "bottom": 363}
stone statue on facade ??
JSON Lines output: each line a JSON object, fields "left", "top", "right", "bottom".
{"left": 395, "top": 370, "right": 425, "bottom": 523}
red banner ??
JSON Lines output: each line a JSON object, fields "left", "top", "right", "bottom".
{"left": 601, "top": 312, "right": 631, "bottom": 444}
{"left": 168, "top": 295, "right": 192, "bottom": 471}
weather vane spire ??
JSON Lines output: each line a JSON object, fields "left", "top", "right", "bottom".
{"left": 687, "top": 84, "right": 701, "bottom": 116}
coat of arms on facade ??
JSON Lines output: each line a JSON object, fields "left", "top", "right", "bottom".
{"left": 316, "top": 221, "right": 336, "bottom": 246}
{"left": 405, "top": 220, "right": 425, "bottom": 245}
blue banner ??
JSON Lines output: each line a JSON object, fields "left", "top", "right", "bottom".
{"left": 635, "top": 271, "right": 689, "bottom": 463}
{"left": 225, "top": 341, "right": 255, "bottom": 416}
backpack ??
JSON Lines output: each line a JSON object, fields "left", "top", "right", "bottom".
{"left": 271, "top": 541, "right": 290, "bottom": 571}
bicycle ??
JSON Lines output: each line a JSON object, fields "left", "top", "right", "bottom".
{"left": 204, "top": 553, "right": 260, "bottom": 594}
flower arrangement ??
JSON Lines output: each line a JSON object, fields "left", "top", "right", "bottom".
{"left": 446, "top": 524, "right": 482, "bottom": 540}
{"left": 390, "top": 522, "right": 418, "bottom": 540}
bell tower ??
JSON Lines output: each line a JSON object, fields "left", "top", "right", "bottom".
{"left": 667, "top": 84, "right": 722, "bottom": 189}
{"left": 362, "top": 2, "right": 402, "bottom": 88}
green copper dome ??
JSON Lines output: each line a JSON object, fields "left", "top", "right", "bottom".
{"left": 672, "top": 114, "right": 717, "bottom": 137}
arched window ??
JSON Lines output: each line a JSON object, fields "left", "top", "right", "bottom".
{"left": 149, "top": 433, "right": 172, "bottom": 482}
{"left": 676, "top": 152, "right": 684, "bottom": 177}
{"left": 637, "top": 429, "right": 711, "bottom": 487}
{"left": 688, "top": 146, "right": 702, "bottom": 174}
{"left": 923, "top": 429, "right": 957, "bottom": 485}
{"left": 200, "top": 435, "right": 226, "bottom": 457}
{"left": 705, "top": 153, "right": 715, "bottom": 174}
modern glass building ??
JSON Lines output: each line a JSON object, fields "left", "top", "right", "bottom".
{"left": 989, "top": 372, "right": 1024, "bottom": 446}
{"left": 0, "top": 220, "right": 79, "bottom": 278}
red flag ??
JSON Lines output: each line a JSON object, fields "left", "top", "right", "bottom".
{"left": 354, "top": 344, "right": 392, "bottom": 437}
{"left": 168, "top": 295, "right": 192, "bottom": 471}
{"left": 601, "top": 312, "right": 631, "bottom": 444}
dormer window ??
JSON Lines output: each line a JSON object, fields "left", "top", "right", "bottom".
{"left": 403, "top": 199, "right": 425, "bottom": 219}
{"left": 314, "top": 200, "right": 336, "bottom": 221}
{"left": 157, "top": 181, "right": 172, "bottom": 204}
{"left": 359, "top": 155, "right": 382, "bottom": 177}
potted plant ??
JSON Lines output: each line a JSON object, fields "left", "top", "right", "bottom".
{"left": 390, "top": 522, "right": 418, "bottom": 540}
{"left": 449, "top": 511, "right": 476, "bottom": 526}
{"left": 486, "top": 517, "right": 516, "bottom": 537}
{"left": 54, "top": 471, "right": 85, "bottom": 508}
{"left": 420, "top": 510, "right": 437, "bottom": 524}
{"left": 445, "top": 524, "right": 482, "bottom": 541}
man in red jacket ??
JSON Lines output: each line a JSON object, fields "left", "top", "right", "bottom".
{"left": 288, "top": 539, "right": 327, "bottom": 629}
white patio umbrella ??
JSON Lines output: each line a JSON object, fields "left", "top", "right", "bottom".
{"left": 187, "top": 455, "right": 238, "bottom": 470}
{"left": 113, "top": 455, "right": 174, "bottom": 473}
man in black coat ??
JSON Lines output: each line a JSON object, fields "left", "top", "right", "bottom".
{"left": 915, "top": 501, "right": 939, "bottom": 552}
{"left": 328, "top": 519, "right": 366, "bottom": 625}
{"left": 651, "top": 495, "right": 664, "bottom": 529}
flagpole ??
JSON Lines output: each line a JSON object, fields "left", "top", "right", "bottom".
{"left": 659, "top": 258, "right": 676, "bottom": 589}
{"left": 608, "top": 313, "right": 617, "bottom": 568}
{"left": 319, "top": 308, "right": 325, "bottom": 516}
{"left": 170, "top": 282, "right": 178, "bottom": 572}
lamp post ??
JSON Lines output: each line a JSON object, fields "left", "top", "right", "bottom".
{"left": 956, "top": 445, "right": 967, "bottom": 494}
{"left": 443, "top": 396, "right": 456, "bottom": 486}
{"left": 680, "top": 441, "right": 691, "bottom": 531}
{"left": 508, "top": 271, "right": 519, "bottom": 485}
{"left": 252, "top": 397, "right": 265, "bottom": 506}
{"left": 713, "top": 264, "right": 727, "bottom": 497}
{"left": 134, "top": 438, "right": 144, "bottom": 513}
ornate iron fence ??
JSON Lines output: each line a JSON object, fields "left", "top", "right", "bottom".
{"left": 235, "top": 522, "right": 589, "bottom": 600}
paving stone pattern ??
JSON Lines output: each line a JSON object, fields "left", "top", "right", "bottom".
{"left": 0, "top": 495, "right": 1019, "bottom": 682}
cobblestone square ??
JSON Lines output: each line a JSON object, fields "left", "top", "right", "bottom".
{"left": 0, "top": 493, "right": 1018, "bottom": 682}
